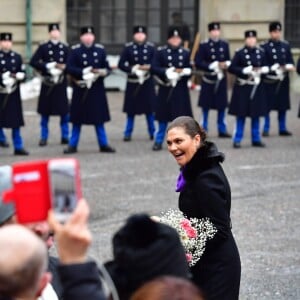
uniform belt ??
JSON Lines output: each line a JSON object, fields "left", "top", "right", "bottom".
{"left": 153, "top": 75, "right": 173, "bottom": 87}
{"left": 127, "top": 73, "right": 150, "bottom": 83}
{"left": 264, "top": 74, "right": 286, "bottom": 83}
{"left": 42, "top": 75, "right": 64, "bottom": 86}
{"left": 0, "top": 84, "right": 17, "bottom": 94}
{"left": 202, "top": 76, "right": 217, "bottom": 84}
{"left": 236, "top": 78, "right": 256, "bottom": 86}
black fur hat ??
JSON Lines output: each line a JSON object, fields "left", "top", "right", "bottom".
{"left": 105, "top": 214, "right": 190, "bottom": 299}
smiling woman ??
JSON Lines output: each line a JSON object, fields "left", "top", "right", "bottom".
{"left": 166, "top": 116, "right": 241, "bottom": 300}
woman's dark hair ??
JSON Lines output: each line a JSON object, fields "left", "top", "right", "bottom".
{"left": 167, "top": 116, "right": 207, "bottom": 144}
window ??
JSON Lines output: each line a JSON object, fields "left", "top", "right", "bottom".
{"left": 66, "top": 0, "right": 198, "bottom": 54}
{"left": 285, "top": 0, "right": 300, "bottom": 47}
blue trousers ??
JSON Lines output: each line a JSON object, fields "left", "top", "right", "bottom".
{"left": 202, "top": 109, "right": 227, "bottom": 133}
{"left": 0, "top": 128, "right": 23, "bottom": 149}
{"left": 263, "top": 110, "right": 287, "bottom": 133}
{"left": 124, "top": 114, "right": 155, "bottom": 138}
{"left": 233, "top": 117, "right": 261, "bottom": 143}
{"left": 154, "top": 122, "right": 168, "bottom": 144}
{"left": 40, "top": 114, "right": 69, "bottom": 140}
{"left": 69, "top": 124, "right": 108, "bottom": 148}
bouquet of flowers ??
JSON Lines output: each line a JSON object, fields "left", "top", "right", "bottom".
{"left": 159, "top": 209, "right": 217, "bottom": 266}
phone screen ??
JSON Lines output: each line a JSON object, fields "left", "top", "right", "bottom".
{"left": 48, "top": 159, "right": 80, "bottom": 223}
{"left": 0, "top": 165, "right": 12, "bottom": 203}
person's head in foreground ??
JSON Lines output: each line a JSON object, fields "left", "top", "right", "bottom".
{"left": 130, "top": 275, "right": 205, "bottom": 300}
{"left": 105, "top": 214, "right": 190, "bottom": 300}
{"left": 166, "top": 116, "right": 207, "bottom": 167}
{"left": 0, "top": 224, "right": 50, "bottom": 299}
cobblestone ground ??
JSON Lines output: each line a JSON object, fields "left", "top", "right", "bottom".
{"left": 2, "top": 85, "right": 299, "bottom": 300}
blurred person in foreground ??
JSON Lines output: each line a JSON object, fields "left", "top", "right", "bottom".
{"left": 105, "top": 214, "right": 190, "bottom": 300}
{"left": 130, "top": 276, "right": 205, "bottom": 300}
{"left": 166, "top": 116, "right": 241, "bottom": 300}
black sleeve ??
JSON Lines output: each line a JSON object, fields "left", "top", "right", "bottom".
{"left": 58, "top": 261, "right": 106, "bottom": 300}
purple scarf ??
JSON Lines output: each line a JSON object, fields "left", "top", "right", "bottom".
{"left": 176, "top": 170, "right": 186, "bottom": 192}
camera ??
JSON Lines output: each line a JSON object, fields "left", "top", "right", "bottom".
{"left": 1, "top": 158, "right": 82, "bottom": 224}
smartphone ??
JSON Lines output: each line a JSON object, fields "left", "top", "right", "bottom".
{"left": 48, "top": 158, "right": 82, "bottom": 223}
{"left": 0, "top": 165, "right": 12, "bottom": 204}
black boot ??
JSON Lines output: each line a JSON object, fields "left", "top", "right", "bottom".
{"left": 63, "top": 146, "right": 77, "bottom": 154}
{"left": 100, "top": 145, "right": 116, "bottom": 153}
{"left": 14, "top": 148, "right": 29, "bottom": 155}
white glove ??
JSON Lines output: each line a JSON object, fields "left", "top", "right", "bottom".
{"left": 82, "top": 66, "right": 93, "bottom": 75}
{"left": 49, "top": 68, "right": 62, "bottom": 76}
{"left": 15, "top": 72, "right": 25, "bottom": 81}
{"left": 131, "top": 64, "right": 140, "bottom": 74}
{"left": 208, "top": 61, "right": 219, "bottom": 71}
{"left": 98, "top": 68, "right": 108, "bottom": 77}
{"left": 225, "top": 60, "right": 231, "bottom": 67}
{"left": 2, "top": 77, "right": 16, "bottom": 89}
{"left": 46, "top": 62, "right": 57, "bottom": 70}
{"left": 2, "top": 71, "right": 11, "bottom": 80}
{"left": 165, "top": 67, "right": 179, "bottom": 80}
{"left": 242, "top": 65, "right": 253, "bottom": 75}
{"left": 285, "top": 64, "right": 294, "bottom": 71}
{"left": 82, "top": 72, "right": 95, "bottom": 89}
{"left": 260, "top": 66, "right": 269, "bottom": 74}
{"left": 180, "top": 68, "right": 192, "bottom": 76}
{"left": 271, "top": 63, "right": 280, "bottom": 72}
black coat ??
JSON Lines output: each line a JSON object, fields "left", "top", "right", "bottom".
{"left": 151, "top": 44, "right": 193, "bottom": 122}
{"left": 195, "top": 39, "right": 230, "bottom": 110}
{"left": 30, "top": 40, "right": 69, "bottom": 116}
{"left": 58, "top": 261, "right": 106, "bottom": 300}
{"left": 179, "top": 142, "right": 241, "bottom": 300}
{"left": 118, "top": 41, "right": 156, "bottom": 115}
{"left": 0, "top": 50, "right": 25, "bottom": 128}
{"left": 228, "top": 46, "right": 268, "bottom": 118}
{"left": 261, "top": 39, "right": 294, "bottom": 111}
{"left": 66, "top": 43, "right": 111, "bottom": 125}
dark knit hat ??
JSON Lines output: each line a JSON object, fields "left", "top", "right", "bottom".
{"left": 168, "top": 27, "right": 182, "bottom": 39}
{"left": 0, "top": 203, "right": 15, "bottom": 225}
{"left": 105, "top": 214, "right": 190, "bottom": 300}
{"left": 245, "top": 30, "right": 257, "bottom": 38}
{"left": 208, "top": 22, "right": 220, "bottom": 31}
{"left": 133, "top": 26, "right": 147, "bottom": 34}
{"left": 269, "top": 21, "right": 282, "bottom": 32}
{"left": 0, "top": 33, "right": 12, "bottom": 41}
{"left": 48, "top": 23, "right": 60, "bottom": 32}
{"left": 80, "top": 26, "right": 95, "bottom": 35}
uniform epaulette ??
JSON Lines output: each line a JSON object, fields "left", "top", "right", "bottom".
{"left": 39, "top": 40, "right": 48, "bottom": 46}
{"left": 71, "top": 43, "right": 80, "bottom": 49}
{"left": 95, "top": 43, "right": 104, "bottom": 49}
{"left": 157, "top": 46, "right": 166, "bottom": 51}
{"left": 201, "top": 39, "right": 209, "bottom": 44}
{"left": 281, "top": 39, "right": 290, "bottom": 45}
{"left": 146, "top": 41, "right": 154, "bottom": 47}
{"left": 235, "top": 47, "right": 243, "bottom": 53}
{"left": 125, "top": 42, "right": 133, "bottom": 47}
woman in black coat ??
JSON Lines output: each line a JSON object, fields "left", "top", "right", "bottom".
{"left": 166, "top": 116, "right": 241, "bottom": 300}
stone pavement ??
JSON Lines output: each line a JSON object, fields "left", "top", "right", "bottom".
{"left": 1, "top": 88, "right": 299, "bottom": 299}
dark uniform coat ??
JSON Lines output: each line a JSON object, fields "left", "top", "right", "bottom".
{"left": 30, "top": 40, "right": 69, "bottom": 116}
{"left": 151, "top": 45, "right": 193, "bottom": 122}
{"left": 66, "top": 43, "right": 111, "bottom": 125}
{"left": 261, "top": 39, "right": 294, "bottom": 112}
{"left": 118, "top": 41, "right": 156, "bottom": 115}
{"left": 179, "top": 142, "right": 241, "bottom": 300}
{"left": 0, "top": 49, "right": 24, "bottom": 128}
{"left": 195, "top": 38, "right": 230, "bottom": 110}
{"left": 228, "top": 46, "right": 268, "bottom": 118}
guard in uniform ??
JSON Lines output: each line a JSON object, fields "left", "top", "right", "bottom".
{"left": 64, "top": 26, "right": 115, "bottom": 154}
{"left": 151, "top": 27, "right": 193, "bottom": 151}
{"left": 261, "top": 21, "right": 295, "bottom": 136}
{"left": 228, "top": 30, "right": 269, "bottom": 148}
{"left": 30, "top": 23, "right": 69, "bottom": 146}
{"left": 0, "top": 33, "right": 29, "bottom": 155}
{"left": 118, "top": 25, "right": 156, "bottom": 141}
{"left": 195, "top": 22, "right": 231, "bottom": 137}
